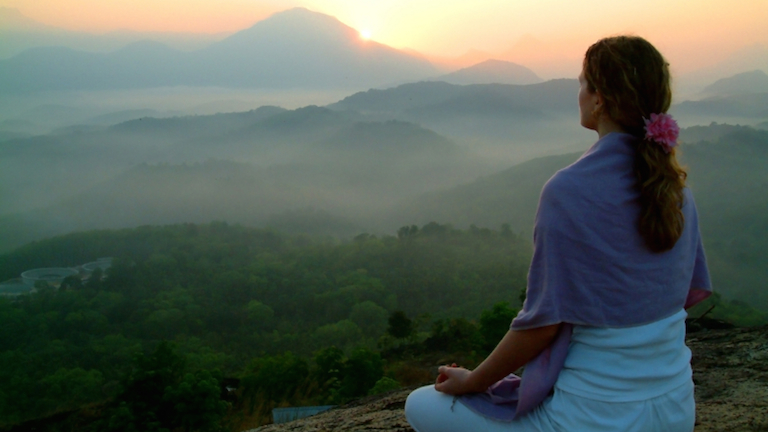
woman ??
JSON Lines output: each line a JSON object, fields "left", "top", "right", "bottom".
{"left": 404, "top": 36, "right": 712, "bottom": 432}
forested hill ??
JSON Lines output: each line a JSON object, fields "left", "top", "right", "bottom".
{"left": 0, "top": 222, "right": 531, "bottom": 428}
{"left": 389, "top": 126, "right": 768, "bottom": 310}
{"left": 0, "top": 108, "right": 489, "bottom": 252}
{"left": 2, "top": 128, "right": 767, "bottom": 430}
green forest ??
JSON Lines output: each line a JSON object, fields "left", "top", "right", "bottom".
{"left": 3, "top": 126, "right": 768, "bottom": 431}
{"left": 0, "top": 222, "right": 535, "bottom": 430}
{"left": 1, "top": 221, "right": 764, "bottom": 431}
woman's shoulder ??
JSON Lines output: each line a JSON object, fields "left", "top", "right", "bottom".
{"left": 551, "top": 133, "right": 638, "bottom": 187}
{"left": 540, "top": 166, "right": 578, "bottom": 203}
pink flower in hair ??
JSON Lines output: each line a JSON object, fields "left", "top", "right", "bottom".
{"left": 644, "top": 113, "right": 679, "bottom": 153}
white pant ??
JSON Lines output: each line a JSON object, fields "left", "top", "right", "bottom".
{"left": 405, "top": 382, "right": 695, "bottom": 432}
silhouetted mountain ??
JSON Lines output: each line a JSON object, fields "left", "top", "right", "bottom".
{"left": 385, "top": 152, "right": 577, "bottom": 235}
{"left": 701, "top": 70, "right": 768, "bottom": 97}
{"left": 329, "top": 79, "right": 578, "bottom": 122}
{"left": 679, "top": 123, "right": 755, "bottom": 144}
{"left": 0, "top": 8, "right": 437, "bottom": 93}
{"left": 111, "top": 105, "right": 287, "bottom": 138}
{"left": 0, "top": 6, "right": 52, "bottom": 31}
{"left": 0, "top": 7, "right": 224, "bottom": 59}
{"left": 673, "top": 93, "right": 768, "bottom": 119}
{"left": 388, "top": 125, "right": 768, "bottom": 309}
{"left": 194, "top": 8, "right": 436, "bottom": 88}
{"left": 0, "top": 104, "right": 491, "bottom": 250}
{"left": 679, "top": 45, "right": 768, "bottom": 96}
{"left": 499, "top": 35, "right": 577, "bottom": 80}
{"left": 435, "top": 59, "right": 542, "bottom": 85}
{"left": 328, "top": 79, "right": 593, "bottom": 161}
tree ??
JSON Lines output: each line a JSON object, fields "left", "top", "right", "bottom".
{"left": 60, "top": 275, "right": 84, "bottom": 291}
{"left": 245, "top": 300, "right": 274, "bottom": 330}
{"left": 163, "top": 370, "right": 228, "bottom": 432}
{"left": 313, "top": 320, "right": 363, "bottom": 350}
{"left": 40, "top": 367, "right": 104, "bottom": 412}
{"left": 113, "top": 341, "right": 185, "bottom": 431}
{"left": 313, "top": 346, "right": 344, "bottom": 390}
{"left": 479, "top": 302, "right": 518, "bottom": 352}
{"left": 387, "top": 311, "right": 414, "bottom": 339}
{"left": 339, "top": 348, "right": 383, "bottom": 398}
{"left": 424, "top": 318, "right": 481, "bottom": 353}
{"left": 367, "top": 377, "right": 400, "bottom": 396}
{"left": 349, "top": 301, "right": 389, "bottom": 338}
{"left": 241, "top": 352, "right": 309, "bottom": 404}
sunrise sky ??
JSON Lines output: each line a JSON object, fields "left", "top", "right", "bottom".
{"left": 2, "top": 0, "right": 768, "bottom": 74}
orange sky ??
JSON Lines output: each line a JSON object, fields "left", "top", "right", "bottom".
{"left": 2, "top": 0, "right": 767, "bottom": 74}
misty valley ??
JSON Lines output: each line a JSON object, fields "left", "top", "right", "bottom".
{"left": 1, "top": 5, "right": 768, "bottom": 432}
{"left": 1, "top": 81, "right": 767, "bottom": 310}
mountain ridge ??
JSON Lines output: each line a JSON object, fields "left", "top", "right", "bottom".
{"left": 0, "top": 8, "right": 437, "bottom": 93}
{"left": 435, "top": 59, "right": 542, "bottom": 85}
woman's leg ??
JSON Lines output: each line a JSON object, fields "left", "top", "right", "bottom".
{"left": 405, "top": 386, "right": 489, "bottom": 432}
{"left": 543, "top": 383, "right": 695, "bottom": 432}
{"left": 405, "top": 386, "right": 553, "bottom": 432}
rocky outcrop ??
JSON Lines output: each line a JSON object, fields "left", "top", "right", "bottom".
{"left": 250, "top": 325, "right": 768, "bottom": 432}
{"left": 689, "top": 325, "right": 768, "bottom": 431}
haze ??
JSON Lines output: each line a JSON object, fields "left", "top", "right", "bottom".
{"left": 2, "top": 0, "right": 767, "bottom": 75}
{"left": 0, "top": 1, "right": 767, "bottom": 311}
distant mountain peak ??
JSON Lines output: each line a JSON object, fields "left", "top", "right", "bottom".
{"left": 0, "top": 6, "right": 55, "bottom": 32}
{"left": 702, "top": 69, "right": 768, "bottom": 97}
{"left": 0, "top": 6, "right": 437, "bottom": 93}
{"left": 261, "top": 6, "right": 345, "bottom": 25}
{"left": 232, "top": 6, "right": 358, "bottom": 42}
{"left": 270, "top": 6, "right": 327, "bottom": 18}
{"left": 436, "top": 59, "right": 541, "bottom": 86}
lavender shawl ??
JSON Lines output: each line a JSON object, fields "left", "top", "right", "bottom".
{"left": 460, "top": 132, "right": 712, "bottom": 420}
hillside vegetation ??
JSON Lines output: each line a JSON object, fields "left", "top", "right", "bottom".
{"left": 0, "top": 222, "right": 532, "bottom": 428}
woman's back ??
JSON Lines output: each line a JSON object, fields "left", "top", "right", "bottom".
{"left": 556, "top": 309, "right": 692, "bottom": 401}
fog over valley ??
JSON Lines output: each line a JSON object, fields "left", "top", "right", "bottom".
{"left": 1, "top": 7, "right": 767, "bottom": 309}
{"left": 1, "top": 3, "right": 768, "bottom": 429}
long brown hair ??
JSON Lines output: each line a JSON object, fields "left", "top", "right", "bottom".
{"left": 583, "top": 36, "right": 687, "bottom": 252}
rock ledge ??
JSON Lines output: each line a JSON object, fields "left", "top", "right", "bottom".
{"left": 251, "top": 325, "right": 768, "bottom": 432}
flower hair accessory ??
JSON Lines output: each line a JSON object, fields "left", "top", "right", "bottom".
{"left": 643, "top": 113, "right": 679, "bottom": 153}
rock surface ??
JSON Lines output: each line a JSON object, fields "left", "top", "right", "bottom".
{"left": 689, "top": 325, "right": 768, "bottom": 431}
{"left": 250, "top": 325, "right": 768, "bottom": 432}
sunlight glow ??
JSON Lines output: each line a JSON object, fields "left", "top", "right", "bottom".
{"left": 1, "top": 0, "right": 767, "bottom": 76}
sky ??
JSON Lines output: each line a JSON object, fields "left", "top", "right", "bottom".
{"left": 2, "top": 0, "right": 768, "bottom": 74}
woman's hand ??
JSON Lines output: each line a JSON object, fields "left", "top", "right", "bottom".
{"left": 434, "top": 365, "right": 485, "bottom": 395}
{"left": 434, "top": 324, "right": 562, "bottom": 397}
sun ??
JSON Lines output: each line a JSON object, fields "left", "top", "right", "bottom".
{"left": 360, "top": 29, "right": 372, "bottom": 40}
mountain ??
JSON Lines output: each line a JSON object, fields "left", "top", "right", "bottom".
{"left": 385, "top": 151, "right": 578, "bottom": 235}
{"left": 435, "top": 59, "right": 541, "bottom": 85}
{"left": 679, "top": 123, "right": 754, "bottom": 144}
{"left": 672, "top": 93, "right": 768, "bottom": 121}
{"left": 677, "top": 45, "right": 768, "bottom": 97}
{"left": 0, "top": 6, "right": 54, "bottom": 31}
{"left": 0, "top": 42, "right": 195, "bottom": 92}
{"left": 672, "top": 68, "right": 768, "bottom": 123}
{"left": 329, "top": 79, "right": 577, "bottom": 121}
{"left": 0, "top": 104, "right": 490, "bottom": 250}
{"left": 0, "top": 8, "right": 437, "bottom": 93}
{"left": 192, "top": 8, "right": 437, "bottom": 89}
{"left": 0, "top": 7, "right": 225, "bottom": 59}
{"left": 499, "top": 34, "right": 579, "bottom": 80}
{"left": 328, "top": 79, "right": 594, "bottom": 162}
{"left": 701, "top": 70, "right": 768, "bottom": 97}
{"left": 388, "top": 125, "right": 768, "bottom": 310}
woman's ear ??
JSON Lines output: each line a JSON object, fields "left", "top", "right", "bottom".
{"left": 592, "top": 91, "right": 605, "bottom": 116}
